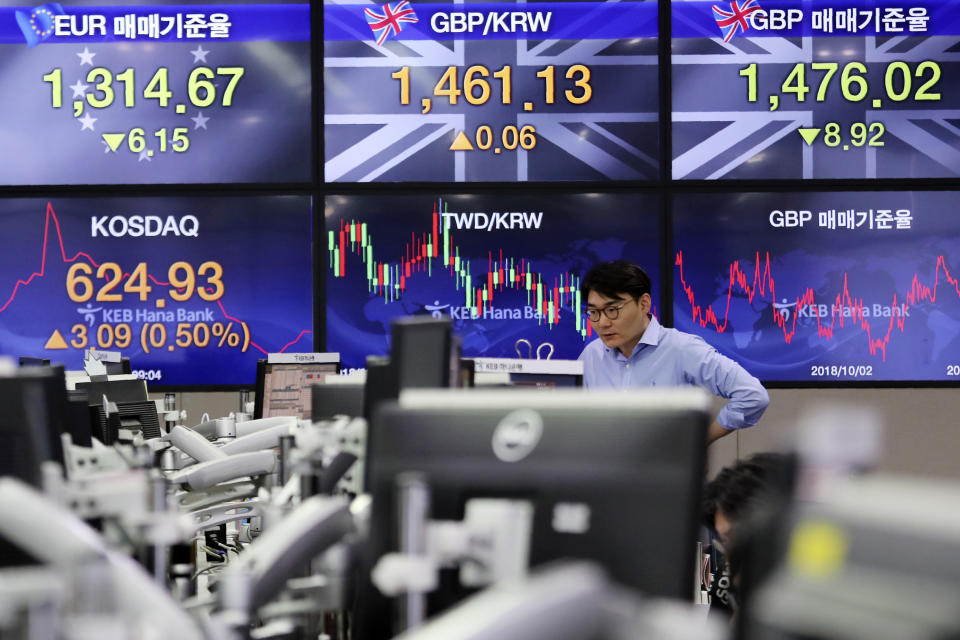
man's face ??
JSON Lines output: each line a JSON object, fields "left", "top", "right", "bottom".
{"left": 586, "top": 290, "right": 651, "bottom": 356}
{"left": 714, "top": 508, "right": 734, "bottom": 551}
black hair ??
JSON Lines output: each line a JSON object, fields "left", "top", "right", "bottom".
{"left": 579, "top": 260, "right": 651, "bottom": 302}
{"left": 701, "top": 452, "right": 794, "bottom": 531}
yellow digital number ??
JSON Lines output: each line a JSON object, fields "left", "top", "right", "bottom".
{"left": 811, "top": 62, "right": 838, "bottom": 102}
{"left": 851, "top": 122, "right": 868, "bottom": 146}
{"left": 128, "top": 128, "right": 146, "bottom": 153}
{"left": 96, "top": 324, "right": 115, "bottom": 348}
{"left": 913, "top": 61, "right": 941, "bottom": 101}
{"left": 147, "top": 323, "right": 168, "bottom": 349}
{"left": 492, "top": 65, "right": 512, "bottom": 104}
{"left": 519, "top": 125, "right": 537, "bottom": 150}
{"left": 168, "top": 261, "right": 196, "bottom": 301}
{"left": 67, "top": 263, "right": 94, "bottom": 302}
{"left": 85, "top": 67, "right": 114, "bottom": 108}
{"left": 475, "top": 125, "right": 493, "bottom": 150}
{"left": 172, "top": 127, "right": 190, "bottom": 152}
{"left": 464, "top": 65, "right": 491, "bottom": 106}
{"left": 124, "top": 263, "right": 152, "bottom": 301}
{"left": 43, "top": 69, "right": 62, "bottom": 108}
{"left": 144, "top": 67, "right": 172, "bottom": 106}
{"left": 884, "top": 62, "right": 911, "bottom": 101}
{"left": 840, "top": 62, "right": 868, "bottom": 101}
{"left": 155, "top": 129, "right": 168, "bottom": 153}
{"left": 217, "top": 67, "right": 244, "bottom": 106}
{"left": 739, "top": 64, "right": 757, "bottom": 102}
{"left": 176, "top": 323, "right": 193, "bottom": 348}
{"left": 823, "top": 122, "right": 841, "bottom": 147}
{"left": 188, "top": 67, "right": 216, "bottom": 107}
{"left": 114, "top": 323, "right": 132, "bottom": 349}
{"left": 198, "top": 262, "right": 224, "bottom": 301}
{"left": 392, "top": 66, "right": 410, "bottom": 105}
{"left": 95, "top": 263, "right": 123, "bottom": 302}
{"left": 502, "top": 125, "right": 520, "bottom": 150}
{"left": 781, "top": 63, "right": 810, "bottom": 102}
{"left": 564, "top": 64, "right": 592, "bottom": 105}
{"left": 70, "top": 324, "right": 88, "bottom": 349}
{"left": 536, "top": 66, "right": 555, "bottom": 104}
{"left": 434, "top": 66, "right": 462, "bottom": 105}
{"left": 116, "top": 68, "right": 135, "bottom": 107}
{"left": 194, "top": 323, "right": 210, "bottom": 348}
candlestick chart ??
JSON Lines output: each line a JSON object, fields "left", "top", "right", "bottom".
{"left": 325, "top": 193, "right": 660, "bottom": 370}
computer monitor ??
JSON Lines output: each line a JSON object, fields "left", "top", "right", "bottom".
{"left": 362, "top": 356, "right": 398, "bottom": 422}
{"left": 457, "top": 359, "right": 476, "bottom": 388}
{"left": 355, "top": 388, "right": 710, "bottom": 639}
{"left": 64, "top": 390, "right": 94, "bottom": 448}
{"left": 740, "top": 474, "right": 960, "bottom": 640}
{"left": 104, "top": 357, "right": 133, "bottom": 376}
{"left": 253, "top": 354, "right": 340, "bottom": 420}
{"left": 391, "top": 316, "right": 454, "bottom": 390}
{"left": 74, "top": 378, "right": 152, "bottom": 444}
{"left": 472, "top": 358, "right": 584, "bottom": 388}
{"left": 0, "top": 366, "right": 69, "bottom": 486}
{"left": 104, "top": 400, "right": 162, "bottom": 444}
{"left": 17, "top": 357, "right": 50, "bottom": 367}
{"left": 311, "top": 383, "right": 365, "bottom": 421}
{"left": 11, "top": 363, "right": 90, "bottom": 448}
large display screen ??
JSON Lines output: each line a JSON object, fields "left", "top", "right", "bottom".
{"left": 0, "top": 196, "right": 314, "bottom": 386}
{"left": 325, "top": 193, "right": 661, "bottom": 371}
{"left": 672, "top": 191, "right": 960, "bottom": 382}
{"left": 673, "top": 0, "right": 960, "bottom": 179}
{"left": 0, "top": 1, "right": 310, "bottom": 185}
{"left": 324, "top": 0, "right": 659, "bottom": 182}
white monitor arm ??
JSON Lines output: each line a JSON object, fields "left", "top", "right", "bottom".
{"left": 217, "top": 494, "right": 354, "bottom": 622}
{"left": 0, "top": 478, "right": 204, "bottom": 640}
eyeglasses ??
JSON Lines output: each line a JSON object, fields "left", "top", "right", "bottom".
{"left": 585, "top": 299, "right": 635, "bottom": 322}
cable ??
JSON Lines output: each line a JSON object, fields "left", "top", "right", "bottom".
{"left": 198, "top": 543, "right": 227, "bottom": 562}
{"left": 191, "top": 564, "right": 226, "bottom": 582}
{"left": 212, "top": 539, "right": 238, "bottom": 553}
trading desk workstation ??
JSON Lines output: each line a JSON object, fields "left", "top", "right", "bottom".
{"left": 3, "top": 316, "right": 960, "bottom": 640}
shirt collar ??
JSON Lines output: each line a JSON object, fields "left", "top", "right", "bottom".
{"left": 639, "top": 314, "right": 663, "bottom": 347}
{"left": 603, "top": 314, "right": 663, "bottom": 356}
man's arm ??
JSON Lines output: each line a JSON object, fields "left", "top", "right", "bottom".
{"left": 707, "top": 422, "right": 733, "bottom": 444}
{"left": 683, "top": 337, "right": 770, "bottom": 438}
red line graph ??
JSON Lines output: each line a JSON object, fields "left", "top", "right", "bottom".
{"left": 675, "top": 250, "right": 960, "bottom": 361}
{"left": 1, "top": 202, "right": 310, "bottom": 355}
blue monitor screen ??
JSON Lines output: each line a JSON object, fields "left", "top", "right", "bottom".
{"left": 672, "top": 191, "right": 960, "bottom": 382}
{"left": 0, "top": 196, "right": 314, "bottom": 386}
{"left": 324, "top": 0, "right": 659, "bottom": 182}
{"left": 325, "top": 193, "right": 661, "bottom": 371}
{"left": 0, "top": 1, "right": 311, "bottom": 185}
{"left": 672, "top": 0, "right": 960, "bottom": 179}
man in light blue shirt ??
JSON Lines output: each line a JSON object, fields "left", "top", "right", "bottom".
{"left": 578, "top": 261, "right": 769, "bottom": 444}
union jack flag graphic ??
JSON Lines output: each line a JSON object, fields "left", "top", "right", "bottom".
{"left": 712, "top": 0, "right": 762, "bottom": 42}
{"left": 325, "top": 1, "right": 658, "bottom": 182}
{"left": 364, "top": 0, "right": 419, "bottom": 46}
{"left": 674, "top": 7, "right": 960, "bottom": 179}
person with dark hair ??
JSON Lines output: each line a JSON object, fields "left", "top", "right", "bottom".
{"left": 702, "top": 452, "right": 793, "bottom": 550}
{"left": 578, "top": 260, "right": 769, "bottom": 443}
{"left": 701, "top": 452, "right": 795, "bottom": 617}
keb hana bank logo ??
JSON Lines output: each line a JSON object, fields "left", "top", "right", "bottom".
{"left": 364, "top": 0, "right": 419, "bottom": 46}
{"left": 712, "top": 0, "right": 762, "bottom": 42}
